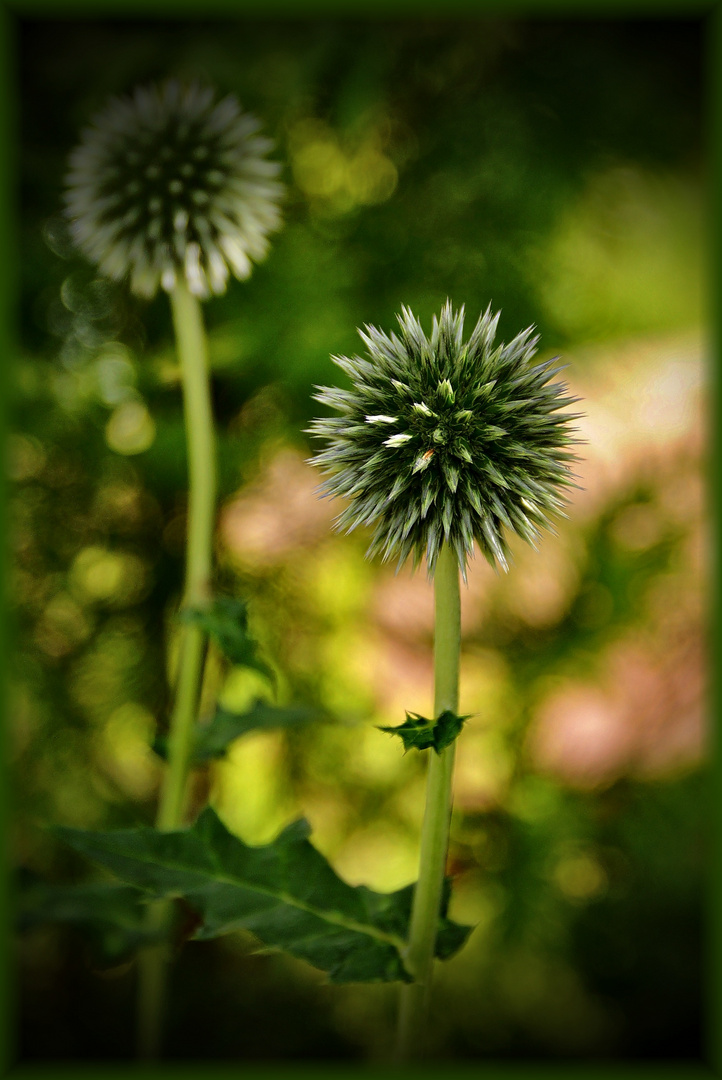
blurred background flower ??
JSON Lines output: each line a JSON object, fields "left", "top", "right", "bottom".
{"left": 65, "top": 79, "right": 283, "bottom": 298}
{"left": 12, "top": 15, "right": 708, "bottom": 1064}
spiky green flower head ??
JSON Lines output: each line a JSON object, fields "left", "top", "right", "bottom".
{"left": 309, "top": 301, "right": 581, "bottom": 577}
{"left": 64, "top": 80, "right": 284, "bottom": 299}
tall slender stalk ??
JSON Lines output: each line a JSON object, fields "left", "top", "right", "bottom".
{"left": 158, "top": 280, "right": 217, "bottom": 825}
{"left": 395, "top": 542, "right": 460, "bottom": 1061}
{"left": 137, "top": 280, "right": 217, "bottom": 1059}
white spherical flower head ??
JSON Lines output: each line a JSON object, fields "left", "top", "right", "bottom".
{"left": 310, "top": 301, "right": 582, "bottom": 577}
{"left": 65, "top": 80, "right": 284, "bottom": 299}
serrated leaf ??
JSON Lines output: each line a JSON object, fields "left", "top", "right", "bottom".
{"left": 181, "top": 597, "right": 275, "bottom": 686}
{"left": 379, "top": 709, "right": 471, "bottom": 754}
{"left": 17, "top": 881, "right": 160, "bottom": 966}
{"left": 432, "top": 710, "right": 471, "bottom": 751}
{"left": 379, "top": 713, "right": 436, "bottom": 752}
{"left": 154, "top": 699, "right": 319, "bottom": 763}
{"left": 54, "top": 808, "right": 472, "bottom": 983}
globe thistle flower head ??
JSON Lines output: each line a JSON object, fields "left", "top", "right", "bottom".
{"left": 309, "top": 301, "right": 582, "bottom": 578}
{"left": 64, "top": 80, "right": 284, "bottom": 299}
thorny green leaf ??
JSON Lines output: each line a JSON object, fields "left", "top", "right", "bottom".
{"left": 379, "top": 709, "right": 471, "bottom": 754}
{"left": 54, "top": 807, "right": 472, "bottom": 983}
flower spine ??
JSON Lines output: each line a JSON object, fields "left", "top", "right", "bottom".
{"left": 65, "top": 80, "right": 284, "bottom": 299}
{"left": 309, "top": 301, "right": 582, "bottom": 577}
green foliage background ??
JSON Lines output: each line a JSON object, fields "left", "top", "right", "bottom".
{"left": 11, "top": 15, "right": 708, "bottom": 1063}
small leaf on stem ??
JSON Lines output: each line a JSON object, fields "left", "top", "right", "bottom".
{"left": 379, "top": 709, "right": 471, "bottom": 754}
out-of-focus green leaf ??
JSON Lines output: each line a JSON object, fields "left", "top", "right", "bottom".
{"left": 379, "top": 710, "right": 471, "bottom": 754}
{"left": 17, "top": 881, "right": 159, "bottom": 966}
{"left": 194, "top": 700, "right": 319, "bottom": 761}
{"left": 153, "top": 699, "right": 320, "bottom": 762}
{"left": 54, "top": 807, "right": 472, "bottom": 983}
{"left": 182, "top": 597, "right": 275, "bottom": 685}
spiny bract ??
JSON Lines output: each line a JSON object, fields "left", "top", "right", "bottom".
{"left": 65, "top": 80, "right": 284, "bottom": 299}
{"left": 309, "top": 301, "right": 581, "bottom": 576}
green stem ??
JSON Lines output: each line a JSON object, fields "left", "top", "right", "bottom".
{"left": 395, "top": 542, "right": 460, "bottom": 1061}
{"left": 137, "top": 280, "right": 217, "bottom": 1059}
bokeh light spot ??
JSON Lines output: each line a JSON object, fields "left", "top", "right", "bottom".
{"left": 105, "top": 401, "right": 156, "bottom": 455}
{"left": 70, "top": 546, "right": 148, "bottom": 606}
{"left": 96, "top": 702, "right": 159, "bottom": 799}
{"left": 553, "top": 853, "right": 608, "bottom": 900}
